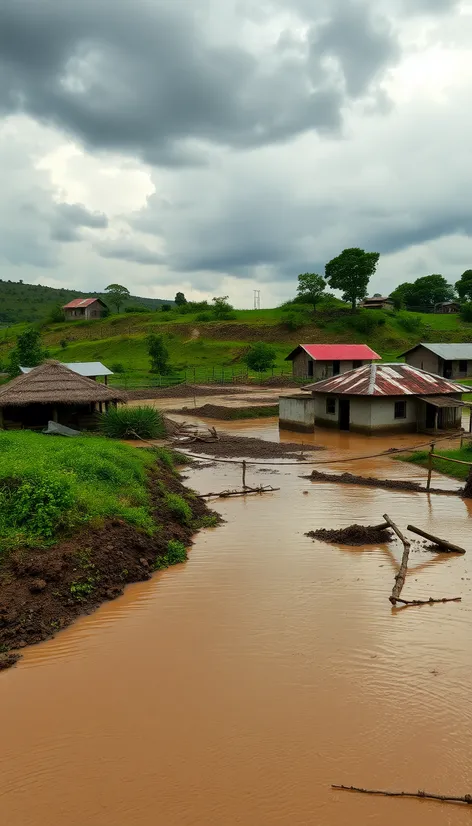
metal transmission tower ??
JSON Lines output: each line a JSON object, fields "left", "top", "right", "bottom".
{"left": 253, "top": 290, "right": 261, "bottom": 310}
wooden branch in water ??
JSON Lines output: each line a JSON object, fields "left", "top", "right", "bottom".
{"left": 407, "top": 525, "right": 466, "bottom": 554}
{"left": 332, "top": 785, "right": 472, "bottom": 805}
{"left": 392, "top": 596, "right": 462, "bottom": 607}
{"left": 200, "top": 486, "right": 279, "bottom": 499}
{"left": 383, "top": 514, "right": 411, "bottom": 605}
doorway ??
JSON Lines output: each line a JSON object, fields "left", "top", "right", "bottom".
{"left": 443, "top": 360, "right": 453, "bottom": 379}
{"left": 307, "top": 359, "right": 314, "bottom": 378}
{"left": 332, "top": 360, "right": 340, "bottom": 376}
{"left": 425, "top": 403, "right": 436, "bottom": 429}
{"left": 339, "top": 399, "right": 350, "bottom": 431}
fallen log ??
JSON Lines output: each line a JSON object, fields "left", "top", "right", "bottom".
{"left": 392, "top": 596, "right": 462, "bottom": 607}
{"left": 200, "top": 486, "right": 279, "bottom": 499}
{"left": 384, "top": 514, "right": 411, "bottom": 605}
{"left": 407, "top": 525, "right": 466, "bottom": 554}
{"left": 332, "top": 784, "right": 472, "bottom": 805}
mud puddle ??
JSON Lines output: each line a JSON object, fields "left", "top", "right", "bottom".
{"left": 1, "top": 422, "right": 472, "bottom": 825}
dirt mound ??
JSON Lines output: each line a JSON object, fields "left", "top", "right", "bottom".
{"left": 306, "top": 524, "right": 393, "bottom": 546}
{"left": 307, "top": 468, "right": 457, "bottom": 496}
{"left": 168, "top": 403, "right": 278, "bottom": 420}
{"left": 0, "top": 464, "right": 218, "bottom": 669}
{"left": 126, "top": 384, "right": 244, "bottom": 400}
{"left": 174, "top": 432, "right": 323, "bottom": 460}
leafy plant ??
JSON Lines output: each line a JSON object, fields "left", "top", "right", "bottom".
{"left": 8, "top": 327, "right": 49, "bottom": 376}
{"left": 155, "top": 539, "right": 188, "bottom": 570}
{"left": 100, "top": 406, "right": 165, "bottom": 440}
{"left": 296, "top": 272, "right": 326, "bottom": 310}
{"left": 164, "top": 493, "right": 192, "bottom": 524}
{"left": 70, "top": 578, "right": 95, "bottom": 600}
{"left": 110, "top": 362, "right": 125, "bottom": 374}
{"left": 460, "top": 302, "right": 472, "bottom": 323}
{"left": 243, "top": 342, "right": 277, "bottom": 373}
{"left": 212, "top": 296, "right": 236, "bottom": 321}
{"left": 146, "top": 333, "right": 171, "bottom": 374}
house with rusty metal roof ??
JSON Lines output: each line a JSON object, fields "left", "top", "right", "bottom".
{"left": 400, "top": 343, "right": 472, "bottom": 380}
{"left": 285, "top": 344, "right": 380, "bottom": 381}
{"left": 297, "top": 363, "right": 470, "bottom": 434}
{"left": 63, "top": 297, "right": 108, "bottom": 320}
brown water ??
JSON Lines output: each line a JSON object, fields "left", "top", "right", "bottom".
{"left": 1, "top": 419, "right": 472, "bottom": 825}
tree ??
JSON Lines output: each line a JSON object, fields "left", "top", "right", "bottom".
{"left": 8, "top": 327, "right": 49, "bottom": 376}
{"left": 296, "top": 273, "right": 326, "bottom": 310}
{"left": 389, "top": 281, "right": 413, "bottom": 310}
{"left": 212, "top": 296, "right": 236, "bottom": 320}
{"left": 146, "top": 333, "right": 171, "bottom": 374}
{"left": 48, "top": 304, "right": 65, "bottom": 324}
{"left": 244, "top": 342, "right": 277, "bottom": 373}
{"left": 325, "top": 248, "right": 380, "bottom": 310}
{"left": 390, "top": 274, "right": 454, "bottom": 309}
{"left": 175, "top": 292, "right": 187, "bottom": 307}
{"left": 104, "top": 284, "right": 130, "bottom": 313}
{"left": 456, "top": 270, "right": 472, "bottom": 302}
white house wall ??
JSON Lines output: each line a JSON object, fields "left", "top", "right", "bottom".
{"left": 279, "top": 395, "right": 315, "bottom": 432}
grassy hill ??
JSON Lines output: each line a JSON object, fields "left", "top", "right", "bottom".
{"left": 1, "top": 303, "right": 472, "bottom": 387}
{"left": 0, "top": 280, "right": 171, "bottom": 325}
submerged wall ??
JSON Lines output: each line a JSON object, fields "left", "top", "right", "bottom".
{"left": 279, "top": 395, "right": 315, "bottom": 432}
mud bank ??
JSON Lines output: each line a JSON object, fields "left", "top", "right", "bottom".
{"left": 306, "top": 468, "right": 460, "bottom": 496}
{"left": 0, "top": 463, "right": 217, "bottom": 671}
{"left": 306, "top": 524, "right": 394, "bottom": 545}
{"left": 127, "top": 384, "right": 249, "bottom": 400}
{"left": 169, "top": 403, "right": 278, "bottom": 420}
{"left": 175, "top": 431, "right": 324, "bottom": 460}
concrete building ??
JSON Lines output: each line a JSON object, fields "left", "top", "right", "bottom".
{"left": 359, "top": 296, "right": 394, "bottom": 310}
{"left": 279, "top": 394, "right": 316, "bottom": 433}
{"left": 401, "top": 343, "right": 472, "bottom": 379}
{"left": 63, "top": 298, "right": 108, "bottom": 320}
{"left": 434, "top": 301, "right": 461, "bottom": 314}
{"left": 301, "top": 363, "right": 469, "bottom": 434}
{"left": 285, "top": 344, "right": 380, "bottom": 381}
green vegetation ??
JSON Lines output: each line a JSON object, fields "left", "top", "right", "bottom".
{"left": 296, "top": 272, "right": 326, "bottom": 310}
{"left": 390, "top": 274, "right": 455, "bottom": 310}
{"left": 457, "top": 270, "right": 472, "bottom": 302}
{"left": 154, "top": 539, "right": 188, "bottom": 570}
{"left": 100, "top": 406, "right": 166, "bottom": 440}
{"left": 8, "top": 327, "right": 49, "bottom": 376}
{"left": 325, "top": 247, "right": 380, "bottom": 310}
{"left": 0, "top": 432, "right": 160, "bottom": 552}
{"left": 243, "top": 342, "right": 277, "bottom": 372}
{"left": 146, "top": 332, "right": 171, "bottom": 374}
{"left": 164, "top": 493, "right": 193, "bottom": 524}
{"left": 105, "top": 283, "right": 131, "bottom": 313}
{"left": 400, "top": 444, "right": 472, "bottom": 481}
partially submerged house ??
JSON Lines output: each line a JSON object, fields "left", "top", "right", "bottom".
{"left": 359, "top": 296, "right": 394, "bottom": 310}
{"left": 300, "top": 363, "right": 470, "bottom": 434}
{"left": 285, "top": 344, "right": 380, "bottom": 380}
{"left": 401, "top": 343, "right": 472, "bottom": 379}
{"left": 0, "top": 361, "right": 125, "bottom": 431}
{"left": 63, "top": 298, "right": 108, "bottom": 320}
{"left": 20, "top": 361, "right": 113, "bottom": 384}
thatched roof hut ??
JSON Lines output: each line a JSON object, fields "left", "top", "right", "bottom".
{"left": 0, "top": 361, "right": 126, "bottom": 430}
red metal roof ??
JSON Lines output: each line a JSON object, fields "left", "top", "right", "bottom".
{"left": 304, "top": 363, "right": 469, "bottom": 396}
{"left": 63, "top": 298, "right": 102, "bottom": 309}
{"left": 285, "top": 344, "right": 380, "bottom": 361}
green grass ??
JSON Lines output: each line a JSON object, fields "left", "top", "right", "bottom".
{"left": 0, "top": 432, "right": 165, "bottom": 552}
{"left": 400, "top": 445, "right": 472, "bottom": 481}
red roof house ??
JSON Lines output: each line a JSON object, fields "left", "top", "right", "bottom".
{"left": 285, "top": 343, "right": 380, "bottom": 381}
{"left": 63, "top": 298, "right": 108, "bottom": 320}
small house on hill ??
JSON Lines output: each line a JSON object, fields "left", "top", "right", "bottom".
{"left": 63, "top": 298, "right": 107, "bottom": 320}
{"left": 401, "top": 343, "right": 472, "bottom": 379}
{"left": 20, "top": 361, "right": 113, "bottom": 384}
{"left": 302, "top": 363, "right": 469, "bottom": 434}
{"left": 359, "top": 296, "right": 394, "bottom": 310}
{"left": 434, "top": 301, "right": 461, "bottom": 314}
{"left": 0, "top": 361, "right": 125, "bottom": 431}
{"left": 285, "top": 344, "right": 380, "bottom": 380}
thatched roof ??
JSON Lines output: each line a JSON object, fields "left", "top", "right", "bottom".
{"left": 0, "top": 361, "right": 127, "bottom": 407}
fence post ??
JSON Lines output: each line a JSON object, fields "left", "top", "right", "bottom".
{"left": 426, "top": 442, "right": 435, "bottom": 491}
{"left": 242, "top": 460, "right": 247, "bottom": 489}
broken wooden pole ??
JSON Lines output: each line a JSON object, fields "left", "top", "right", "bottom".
{"left": 407, "top": 525, "right": 466, "bottom": 554}
{"left": 426, "top": 442, "right": 435, "bottom": 491}
{"left": 242, "top": 460, "right": 247, "bottom": 489}
{"left": 332, "top": 785, "right": 472, "bottom": 805}
{"left": 383, "top": 513, "right": 411, "bottom": 605}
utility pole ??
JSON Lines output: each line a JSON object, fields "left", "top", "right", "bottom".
{"left": 253, "top": 289, "right": 261, "bottom": 310}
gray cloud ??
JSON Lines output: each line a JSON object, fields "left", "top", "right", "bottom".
{"left": 97, "top": 240, "right": 164, "bottom": 266}
{"left": 50, "top": 202, "right": 108, "bottom": 242}
{"left": 0, "top": 0, "right": 405, "bottom": 164}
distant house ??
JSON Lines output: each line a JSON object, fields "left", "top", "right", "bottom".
{"left": 401, "top": 343, "right": 472, "bottom": 379}
{"left": 285, "top": 344, "right": 380, "bottom": 380}
{"left": 434, "top": 301, "right": 461, "bottom": 314}
{"left": 0, "top": 361, "right": 125, "bottom": 431}
{"left": 20, "top": 362, "right": 113, "bottom": 384}
{"left": 359, "top": 296, "right": 394, "bottom": 310}
{"left": 300, "top": 363, "right": 469, "bottom": 434}
{"left": 63, "top": 298, "right": 108, "bottom": 320}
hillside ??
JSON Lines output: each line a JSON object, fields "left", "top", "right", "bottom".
{"left": 0, "top": 280, "right": 171, "bottom": 324}
{"left": 1, "top": 305, "right": 472, "bottom": 387}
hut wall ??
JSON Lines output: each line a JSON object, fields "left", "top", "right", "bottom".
{"left": 404, "top": 346, "right": 440, "bottom": 374}
{"left": 279, "top": 395, "right": 315, "bottom": 432}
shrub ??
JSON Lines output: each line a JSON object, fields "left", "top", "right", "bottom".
{"left": 460, "top": 303, "right": 472, "bottom": 323}
{"left": 164, "top": 492, "right": 192, "bottom": 524}
{"left": 125, "top": 305, "right": 148, "bottom": 313}
{"left": 195, "top": 312, "right": 212, "bottom": 322}
{"left": 244, "top": 342, "right": 277, "bottom": 372}
{"left": 396, "top": 312, "right": 424, "bottom": 333}
{"left": 0, "top": 473, "right": 74, "bottom": 538}
{"left": 155, "top": 539, "right": 188, "bottom": 570}
{"left": 100, "top": 406, "right": 165, "bottom": 440}
{"left": 349, "top": 311, "right": 380, "bottom": 334}
{"left": 110, "top": 362, "right": 125, "bottom": 374}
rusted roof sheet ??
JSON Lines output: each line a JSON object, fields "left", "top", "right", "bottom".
{"left": 63, "top": 297, "right": 103, "bottom": 309}
{"left": 304, "top": 364, "right": 470, "bottom": 396}
{"left": 418, "top": 396, "right": 469, "bottom": 408}
{"left": 285, "top": 344, "right": 380, "bottom": 361}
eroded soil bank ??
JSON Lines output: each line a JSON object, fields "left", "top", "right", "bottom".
{"left": 0, "top": 462, "right": 216, "bottom": 670}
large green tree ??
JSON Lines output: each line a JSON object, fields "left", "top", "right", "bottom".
{"left": 390, "top": 274, "right": 454, "bottom": 309}
{"left": 104, "top": 283, "right": 130, "bottom": 313}
{"left": 174, "top": 291, "right": 187, "bottom": 307}
{"left": 325, "top": 248, "right": 379, "bottom": 310}
{"left": 244, "top": 342, "right": 277, "bottom": 373}
{"left": 146, "top": 333, "right": 171, "bottom": 374}
{"left": 8, "top": 327, "right": 49, "bottom": 376}
{"left": 456, "top": 270, "right": 472, "bottom": 302}
{"left": 296, "top": 272, "right": 326, "bottom": 310}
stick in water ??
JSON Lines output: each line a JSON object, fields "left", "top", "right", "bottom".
{"left": 332, "top": 785, "right": 472, "bottom": 805}
{"left": 383, "top": 513, "right": 411, "bottom": 605}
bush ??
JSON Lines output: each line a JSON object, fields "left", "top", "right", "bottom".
{"left": 244, "top": 342, "right": 277, "bottom": 372}
{"left": 396, "top": 312, "right": 424, "bottom": 333}
{"left": 100, "top": 406, "right": 166, "bottom": 440}
{"left": 160, "top": 304, "right": 172, "bottom": 312}
{"left": 164, "top": 492, "right": 192, "bottom": 524}
{"left": 195, "top": 312, "right": 212, "bottom": 322}
{"left": 155, "top": 539, "right": 188, "bottom": 570}
{"left": 125, "top": 305, "right": 148, "bottom": 313}
{"left": 460, "top": 303, "right": 472, "bottom": 323}
{"left": 349, "top": 311, "right": 380, "bottom": 334}
{"left": 0, "top": 474, "right": 74, "bottom": 538}
{"left": 110, "top": 362, "right": 125, "bottom": 374}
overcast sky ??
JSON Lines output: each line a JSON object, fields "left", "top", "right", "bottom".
{"left": 1, "top": 0, "right": 472, "bottom": 307}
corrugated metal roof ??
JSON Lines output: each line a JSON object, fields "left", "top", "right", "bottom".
{"left": 401, "top": 342, "right": 472, "bottom": 359}
{"left": 417, "top": 396, "right": 467, "bottom": 408}
{"left": 63, "top": 298, "right": 102, "bottom": 309}
{"left": 285, "top": 344, "right": 381, "bottom": 361}
{"left": 304, "top": 363, "right": 469, "bottom": 396}
{"left": 21, "top": 362, "right": 113, "bottom": 377}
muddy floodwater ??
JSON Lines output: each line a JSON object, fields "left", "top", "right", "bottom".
{"left": 1, "top": 417, "right": 472, "bottom": 825}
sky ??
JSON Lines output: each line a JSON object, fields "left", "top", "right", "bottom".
{"left": 1, "top": 0, "right": 472, "bottom": 307}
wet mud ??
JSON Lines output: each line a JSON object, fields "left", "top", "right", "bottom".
{"left": 168, "top": 403, "right": 278, "bottom": 420}
{"left": 172, "top": 430, "right": 323, "bottom": 459}
{"left": 306, "top": 524, "right": 394, "bottom": 545}
{"left": 307, "top": 468, "right": 459, "bottom": 496}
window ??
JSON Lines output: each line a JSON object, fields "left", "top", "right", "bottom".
{"left": 394, "top": 401, "right": 407, "bottom": 419}
{"left": 353, "top": 360, "right": 362, "bottom": 369}
{"left": 459, "top": 360, "right": 468, "bottom": 374}
{"left": 307, "top": 360, "right": 314, "bottom": 378}
{"left": 332, "top": 360, "right": 340, "bottom": 376}
{"left": 326, "top": 398, "right": 336, "bottom": 415}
